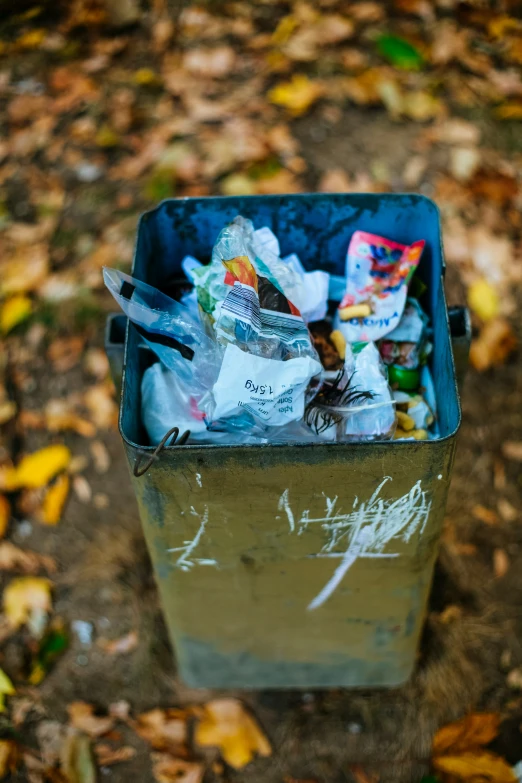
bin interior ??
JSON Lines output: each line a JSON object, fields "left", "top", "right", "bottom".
{"left": 120, "top": 193, "right": 460, "bottom": 448}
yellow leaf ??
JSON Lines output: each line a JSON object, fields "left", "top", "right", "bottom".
{"left": 0, "top": 496, "right": 9, "bottom": 539}
{"left": 195, "top": 698, "right": 271, "bottom": 769}
{"left": 133, "top": 68, "right": 162, "bottom": 86}
{"left": 433, "top": 750, "right": 517, "bottom": 782}
{"left": 495, "top": 101, "right": 522, "bottom": 120}
{"left": 16, "top": 29, "right": 46, "bottom": 49}
{"left": 95, "top": 124, "right": 120, "bottom": 148}
{"left": 467, "top": 279, "right": 499, "bottom": 322}
{"left": 13, "top": 445, "right": 71, "bottom": 490}
{"left": 0, "top": 296, "right": 32, "bottom": 335}
{"left": 268, "top": 75, "right": 324, "bottom": 116}
{"left": 0, "top": 668, "right": 15, "bottom": 713}
{"left": 3, "top": 576, "right": 52, "bottom": 632}
{"left": 432, "top": 713, "right": 501, "bottom": 755}
{"left": 469, "top": 318, "right": 517, "bottom": 372}
{"left": 0, "top": 740, "right": 17, "bottom": 777}
{"left": 41, "top": 474, "right": 69, "bottom": 526}
{"left": 271, "top": 15, "right": 298, "bottom": 46}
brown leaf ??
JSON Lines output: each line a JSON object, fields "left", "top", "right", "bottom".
{"left": 349, "top": 765, "right": 379, "bottom": 783}
{"left": 497, "top": 499, "right": 518, "bottom": 523}
{"left": 195, "top": 698, "right": 271, "bottom": 769}
{"left": 0, "top": 740, "right": 18, "bottom": 778}
{"left": 470, "top": 171, "right": 518, "bottom": 205}
{"left": 493, "top": 548, "right": 510, "bottom": 579}
{"left": 318, "top": 169, "right": 352, "bottom": 193}
{"left": 84, "top": 384, "right": 118, "bottom": 430}
{"left": 95, "top": 743, "right": 136, "bottom": 766}
{"left": 45, "top": 400, "right": 96, "bottom": 439}
{"left": 255, "top": 169, "right": 303, "bottom": 194}
{"left": 90, "top": 440, "right": 111, "bottom": 473}
{"left": 48, "top": 338, "right": 85, "bottom": 373}
{"left": 151, "top": 754, "right": 204, "bottom": 783}
{"left": 432, "top": 713, "right": 501, "bottom": 755}
{"left": 469, "top": 318, "right": 517, "bottom": 372}
{"left": 98, "top": 630, "right": 138, "bottom": 655}
{"left": 0, "top": 244, "right": 49, "bottom": 296}
{"left": 182, "top": 46, "right": 236, "bottom": 78}
{"left": 506, "top": 667, "right": 522, "bottom": 690}
{"left": 471, "top": 504, "right": 499, "bottom": 525}
{"left": 109, "top": 701, "right": 131, "bottom": 721}
{"left": 0, "top": 542, "right": 56, "bottom": 574}
{"left": 134, "top": 709, "right": 188, "bottom": 754}
{"left": 0, "top": 496, "right": 9, "bottom": 539}
{"left": 502, "top": 441, "right": 522, "bottom": 462}
{"left": 67, "top": 702, "right": 114, "bottom": 738}
{"left": 60, "top": 728, "right": 97, "bottom": 783}
{"left": 433, "top": 750, "right": 517, "bottom": 782}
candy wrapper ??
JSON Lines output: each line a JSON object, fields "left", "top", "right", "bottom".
{"left": 379, "top": 298, "right": 430, "bottom": 370}
{"left": 335, "top": 231, "right": 425, "bottom": 342}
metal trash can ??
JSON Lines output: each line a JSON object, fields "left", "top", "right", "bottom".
{"left": 107, "top": 194, "right": 469, "bottom": 689}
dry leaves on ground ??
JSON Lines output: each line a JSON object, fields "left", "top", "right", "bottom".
{"left": 134, "top": 708, "right": 188, "bottom": 755}
{"left": 431, "top": 713, "right": 516, "bottom": 782}
{"left": 67, "top": 702, "right": 114, "bottom": 738}
{"left": 194, "top": 698, "right": 272, "bottom": 769}
{"left": 3, "top": 576, "right": 52, "bottom": 635}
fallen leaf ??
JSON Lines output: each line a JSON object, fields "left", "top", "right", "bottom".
{"left": 0, "top": 740, "right": 18, "bottom": 777}
{"left": 467, "top": 279, "right": 499, "bottom": 322}
{"left": 73, "top": 476, "right": 92, "bottom": 504}
{"left": 40, "top": 474, "right": 69, "bottom": 526}
{"left": 402, "top": 91, "right": 443, "bottom": 121}
{"left": 437, "top": 604, "right": 463, "bottom": 624}
{"left": 349, "top": 765, "right": 379, "bottom": 783}
{"left": 36, "top": 720, "right": 67, "bottom": 767}
{"left": 195, "top": 698, "right": 271, "bottom": 769}
{"left": 13, "top": 445, "right": 71, "bottom": 490}
{"left": 30, "top": 618, "right": 69, "bottom": 685}
{"left": 0, "top": 496, "right": 10, "bottom": 539}
{"left": 403, "top": 155, "right": 428, "bottom": 187}
{"left": 48, "top": 337, "right": 85, "bottom": 373}
{"left": 99, "top": 630, "right": 138, "bottom": 655}
{"left": 0, "top": 542, "right": 56, "bottom": 573}
{"left": 45, "top": 399, "right": 96, "bottom": 438}
{"left": 67, "top": 702, "right": 114, "bottom": 738}
{"left": 3, "top": 576, "right": 52, "bottom": 635}
{"left": 134, "top": 708, "right": 188, "bottom": 754}
{"left": 220, "top": 174, "right": 256, "bottom": 196}
{"left": 84, "top": 348, "right": 109, "bottom": 381}
{"left": 268, "top": 75, "right": 324, "bottom": 116}
{"left": 433, "top": 750, "right": 516, "bottom": 782}
{"left": 90, "top": 440, "right": 111, "bottom": 473}
{"left": 95, "top": 743, "right": 137, "bottom": 766}
{"left": 0, "top": 295, "right": 32, "bottom": 334}
{"left": 182, "top": 46, "right": 235, "bottom": 78}
{"left": 471, "top": 171, "right": 518, "bottom": 205}
{"left": 493, "top": 548, "right": 510, "bottom": 578}
{"left": 255, "top": 169, "right": 303, "bottom": 194}
{"left": 449, "top": 146, "right": 480, "bottom": 182}
{"left": 0, "top": 401, "right": 17, "bottom": 426}
{"left": 60, "top": 729, "right": 97, "bottom": 783}
{"left": 84, "top": 384, "right": 118, "bottom": 429}
{"left": 350, "top": 3, "right": 384, "bottom": 22}
{"left": 469, "top": 318, "right": 517, "bottom": 372}
{"left": 502, "top": 442, "right": 522, "bottom": 462}
{"left": 471, "top": 504, "right": 499, "bottom": 525}
{"left": 109, "top": 701, "right": 131, "bottom": 721}
{"left": 318, "top": 169, "right": 352, "bottom": 192}
{"left": 424, "top": 118, "right": 481, "bottom": 146}
{"left": 0, "top": 668, "right": 15, "bottom": 712}
{"left": 377, "top": 34, "right": 424, "bottom": 69}
{"left": 506, "top": 667, "right": 522, "bottom": 689}
{"left": 432, "top": 713, "right": 501, "bottom": 755}
{"left": 0, "top": 244, "right": 49, "bottom": 295}
{"left": 495, "top": 101, "right": 522, "bottom": 120}
{"left": 151, "top": 754, "right": 204, "bottom": 783}
{"left": 497, "top": 499, "right": 518, "bottom": 523}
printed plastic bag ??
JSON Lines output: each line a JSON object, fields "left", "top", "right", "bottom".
{"left": 379, "top": 298, "right": 431, "bottom": 370}
{"left": 141, "top": 362, "right": 266, "bottom": 445}
{"left": 335, "top": 231, "right": 425, "bottom": 342}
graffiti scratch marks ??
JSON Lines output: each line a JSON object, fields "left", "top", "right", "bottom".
{"left": 167, "top": 505, "right": 218, "bottom": 571}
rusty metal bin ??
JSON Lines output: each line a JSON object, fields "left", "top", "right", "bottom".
{"left": 108, "top": 194, "right": 468, "bottom": 689}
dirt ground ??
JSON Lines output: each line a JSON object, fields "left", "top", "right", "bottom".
{"left": 3, "top": 107, "right": 519, "bottom": 783}
{"left": 1, "top": 4, "right": 522, "bottom": 781}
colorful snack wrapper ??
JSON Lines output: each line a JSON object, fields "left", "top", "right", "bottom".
{"left": 335, "top": 231, "right": 425, "bottom": 342}
{"left": 379, "top": 298, "right": 430, "bottom": 370}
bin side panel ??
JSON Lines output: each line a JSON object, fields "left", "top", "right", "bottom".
{"left": 127, "top": 440, "right": 455, "bottom": 688}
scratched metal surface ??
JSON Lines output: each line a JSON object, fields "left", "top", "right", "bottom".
{"left": 116, "top": 194, "right": 461, "bottom": 688}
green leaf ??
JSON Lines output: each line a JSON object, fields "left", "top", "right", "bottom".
{"left": 377, "top": 34, "right": 424, "bottom": 70}
{"left": 30, "top": 620, "right": 69, "bottom": 685}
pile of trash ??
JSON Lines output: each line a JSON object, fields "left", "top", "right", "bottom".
{"left": 104, "top": 216, "right": 438, "bottom": 445}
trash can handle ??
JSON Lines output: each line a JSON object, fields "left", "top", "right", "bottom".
{"left": 133, "top": 426, "right": 191, "bottom": 477}
{"left": 448, "top": 305, "right": 471, "bottom": 391}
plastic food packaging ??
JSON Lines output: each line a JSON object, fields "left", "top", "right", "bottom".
{"left": 335, "top": 231, "right": 425, "bottom": 342}
{"left": 305, "top": 342, "right": 396, "bottom": 442}
{"left": 379, "top": 298, "right": 430, "bottom": 370}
